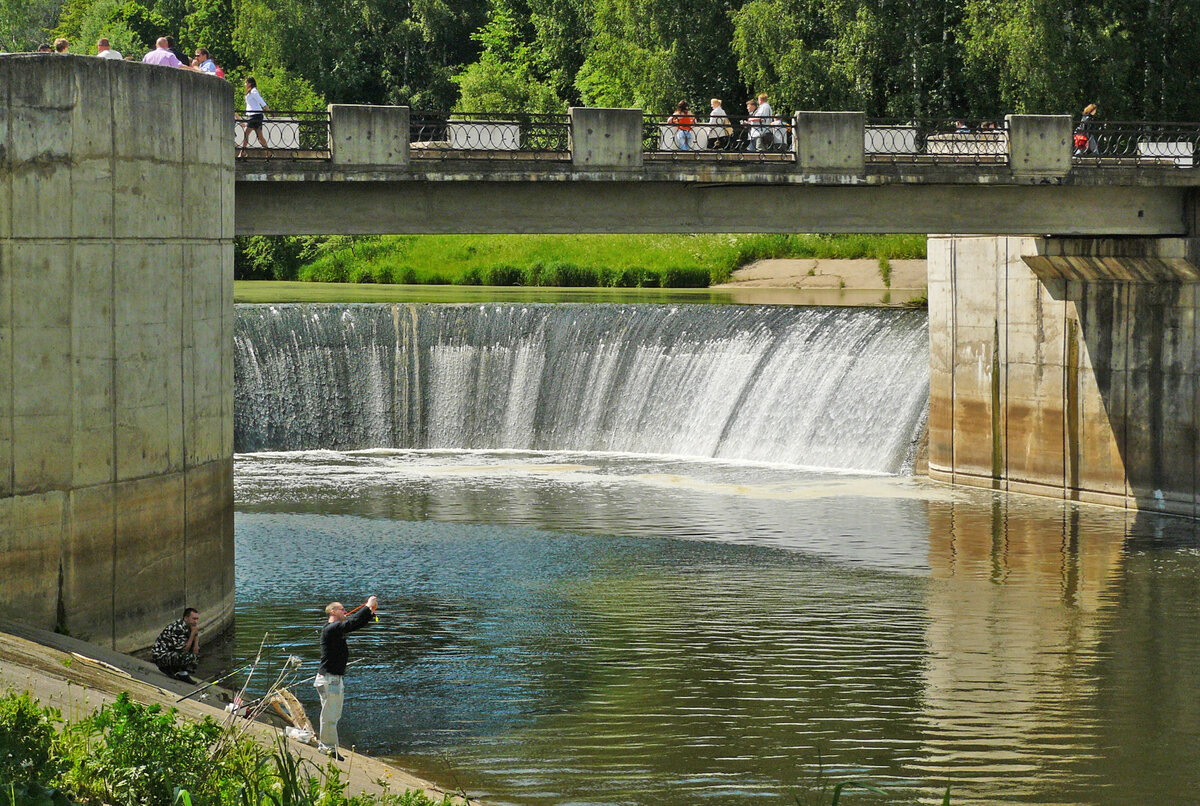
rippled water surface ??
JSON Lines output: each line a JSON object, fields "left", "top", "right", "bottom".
{"left": 233, "top": 450, "right": 1200, "bottom": 805}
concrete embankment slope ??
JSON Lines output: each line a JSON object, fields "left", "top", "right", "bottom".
{"left": 0, "top": 622, "right": 451, "bottom": 801}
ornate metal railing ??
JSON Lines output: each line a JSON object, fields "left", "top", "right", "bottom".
{"left": 865, "top": 119, "right": 1009, "bottom": 165}
{"left": 642, "top": 113, "right": 794, "bottom": 161}
{"left": 409, "top": 112, "right": 570, "bottom": 160}
{"left": 1072, "top": 121, "right": 1200, "bottom": 167}
{"left": 235, "top": 110, "right": 330, "bottom": 159}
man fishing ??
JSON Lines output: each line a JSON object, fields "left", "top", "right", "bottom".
{"left": 315, "top": 595, "right": 378, "bottom": 760}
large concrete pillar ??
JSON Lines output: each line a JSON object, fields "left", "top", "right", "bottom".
{"left": 929, "top": 234, "right": 1200, "bottom": 516}
{"left": 0, "top": 54, "right": 235, "bottom": 650}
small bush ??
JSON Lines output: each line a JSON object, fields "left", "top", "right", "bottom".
{"left": 0, "top": 691, "right": 60, "bottom": 787}
{"left": 522, "top": 261, "right": 546, "bottom": 285}
{"left": 453, "top": 266, "right": 484, "bottom": 285}
{"left": 62, "top": 692, "right": 222, "bottom": 806}
{"left": 484, "top": 265, "right": 523, "bottom": 286}
{"left": 659, "top": 266, "right": 709, "bottom": 288}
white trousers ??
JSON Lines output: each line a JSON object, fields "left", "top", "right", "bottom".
{"left": 314, "top": 673, "right": 345, "bottom": 749}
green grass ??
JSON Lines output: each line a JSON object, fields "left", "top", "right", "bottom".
{"left": 294, "top": 234, "right": 927, "bottom": 288}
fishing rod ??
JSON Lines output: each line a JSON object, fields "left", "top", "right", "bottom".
{"left": 176, "top": 632, "right": 273, "bottom": 703}
{"left": 176, "top": 657, "right": 263, "bottom": 703}
{"left": 238, "top": 658, "right": 364, "bottom": 711}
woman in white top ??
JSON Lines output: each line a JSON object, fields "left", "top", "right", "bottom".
{"left": 707, "top": 98, "right": 733, "bottom": 151}
{"left": 238, "top": 77, "right": 271, "bottom": 158}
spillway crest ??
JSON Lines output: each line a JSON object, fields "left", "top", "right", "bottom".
{"left": 235, "top": 304, "right": 929, "bottom": 473}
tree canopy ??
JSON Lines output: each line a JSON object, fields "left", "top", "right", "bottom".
{"left": 13, "top": 0, "right": 1200, "bottom": 119}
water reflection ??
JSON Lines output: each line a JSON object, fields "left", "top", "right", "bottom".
{"left": 233, "top": 450, "right": 1200, "bottom": 805}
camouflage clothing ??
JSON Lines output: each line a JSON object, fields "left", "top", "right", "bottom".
{"left": 151, "top": 618, "right": 197, "bottom": 676}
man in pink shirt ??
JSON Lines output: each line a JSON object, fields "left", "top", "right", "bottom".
{"left": 143, "top": 37, "right": 187, "bottom": 67}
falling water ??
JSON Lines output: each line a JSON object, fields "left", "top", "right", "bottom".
{"left": 234, "top": 304, "right": 929, "bottom": 473}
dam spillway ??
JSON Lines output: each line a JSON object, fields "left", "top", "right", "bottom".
{"left": 234, "top": 304, "right": 929, "bottom": 474}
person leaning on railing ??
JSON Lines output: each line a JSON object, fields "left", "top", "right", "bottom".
{"left": 707, "top": 98, "right": 733, "bottom": 151}
{"left": 668, "top": 100, "right": 696, "bottom": 150}
{"left": 749, "top": 92, "right": 774, "bottom": 151}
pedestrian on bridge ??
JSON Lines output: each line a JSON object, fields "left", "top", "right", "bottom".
{"left": 238, "top": 77, "right": 271, "bottom": 158}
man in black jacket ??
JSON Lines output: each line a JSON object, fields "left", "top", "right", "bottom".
{"left": 315, "top": 595, "right": 377, "bottom": 760}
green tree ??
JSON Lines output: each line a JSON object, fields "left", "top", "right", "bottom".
{"left": 1, "top": 0, "right": 62, "bottom": 51}
{"left": 54, "top": 0, "right": 163, "bottom": 56}
{"left": 233, "top": 0, "right": 487, "bottom": 109}
{"left": 576, "top": 0, "right": 745, "bottom": 113}
{"left": 183, "top": 0, "right": 234, "bottom": 67}
{"left": 452, "top": 0, "right": 562, "bottom": 112}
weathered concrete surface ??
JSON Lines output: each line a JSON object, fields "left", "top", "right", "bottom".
{"left": 235, "top": 180, "right": 1186, "bottom": 236}
{"left": 1006, "top": 115, "right": 1072, "bottom": 177}
{"left": 330, "top": 104, "right": 409, "bottom": 167}
{"left": 0, "top": 54, "right": 235, "bottom": 650}
{"left": 0, "top": 621, "right": 454, "bottom": 801}
{"left": 928, "top": 234, "right": 1200, "bottom": 516}
{"left": 793, "top": 111, "right": 865, "bottom": 173}
{"left": 569, "top": 107, "right": 643, "bottom": 169}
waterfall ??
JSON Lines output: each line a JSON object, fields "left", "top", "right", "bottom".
{"left": 235, "top": 303, "right": 930, "bottom": 474}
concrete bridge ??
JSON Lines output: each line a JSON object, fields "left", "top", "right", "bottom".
{"left": 236, "top": 107, "right": 1200, "bottom": 238}
{"left": 4, "top": 54, "right": 1200, "bottom": 651}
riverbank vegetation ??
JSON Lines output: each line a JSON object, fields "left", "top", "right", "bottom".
{"left": 235, "top": 234, "right": 927, "bottom": 287}
{"left": 1, "top": 690, "right": 453, "bottom": 806}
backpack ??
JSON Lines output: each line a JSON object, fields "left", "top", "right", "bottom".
{"left": 215, "top": 64, "right": 225, "bottom": 78}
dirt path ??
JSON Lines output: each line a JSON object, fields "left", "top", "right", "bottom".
{"left": 0, "top": 620, "right": 453, "bottom": 802}
{"left": 714, "top": 258, "right": 927, "bottom": 291}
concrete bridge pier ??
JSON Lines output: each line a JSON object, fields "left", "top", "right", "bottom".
{"left": 928, "top": 226, "right": 1200, "bottom": 516}
{"left": 0, "top": 55, "right": 235, "bottom": 650}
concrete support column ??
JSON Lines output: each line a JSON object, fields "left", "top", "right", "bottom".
{"left": 1006, "top": 115, "right": 1072, "bottom": 177}
{"left": 570, "top": 108, "right": 643, "bottom": 169}
{"left": 792, "top": 111, "right": 865, "bottom": 173}
{"left": 0, "top": 55, "right": 235, "bottom": 650}
{"left": 929, "top": 234, "right": 1200, "bottom": 517}
{"left": 330, "top": 104, "right": 410, "bottom": 167}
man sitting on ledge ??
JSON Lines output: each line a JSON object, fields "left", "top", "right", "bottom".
{"left": 151, "top": 607, "right": 201, "bottom": 685}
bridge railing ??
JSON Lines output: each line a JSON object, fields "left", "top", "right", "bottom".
{"left": 235, "top": 109, "right": 331, "bottom": 159}
{"left": 642, "top": 113, "right": 795, "bottom": 162}
{"left": 409, "top": 112, "right": 571, "bottom": 160}
{"left": 865, "top": 118, "right": 1009, "bottom": 166}
{"left": 1072, "top": 121, "right": 1200, "bottom": 168}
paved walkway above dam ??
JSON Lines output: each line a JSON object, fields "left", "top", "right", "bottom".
{"left": 235, "top": 107, "right": 1200, "bottom": 236}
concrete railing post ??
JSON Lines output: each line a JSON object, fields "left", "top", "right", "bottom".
{"left": 329, "top": 104, "right": 410, "bottom": 166}
{"left": 793, "top": 111, "right": 865, "bottom": 173}
{"left": 570, "top": 107, "right": 643, "bottom": 169}
{"left": 1006, "top": 114, "right": 1072, "bottom": 177}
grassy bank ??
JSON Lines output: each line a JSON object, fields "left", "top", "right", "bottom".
{"left": 247, "top": 234, "right": 926, "bottom": 288}
{"left": 1, "top": 690, "right": 451, "bottom": 806}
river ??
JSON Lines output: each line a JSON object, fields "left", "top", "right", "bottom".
{"left": 227, "top": 304, "right": 1200, "bottom": 805}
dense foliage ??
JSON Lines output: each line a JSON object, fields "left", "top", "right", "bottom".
{"left": 5, "top": 0, "right": 1197, "bottom": 120}
{"left": 245, "top": 233, "right": 925, "bottom": 285}
{"left": 0, "top": 690, "right": 455, "bottom": 806}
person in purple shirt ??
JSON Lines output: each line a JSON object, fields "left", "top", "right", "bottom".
{"left": 143, "top": 37, "right": 189, "bottom": 68}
